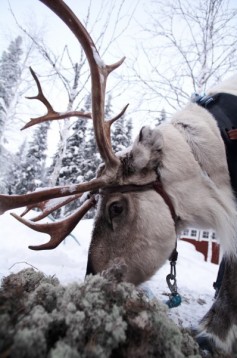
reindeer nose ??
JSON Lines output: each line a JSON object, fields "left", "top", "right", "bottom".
{"left": 85, "top": 255, "right": 96, "bottom": 276}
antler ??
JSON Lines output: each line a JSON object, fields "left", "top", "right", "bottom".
{"left": 22, "top": 67, "right": 92, "bottom": 130}
{"left": 19, "top": 194, "right": 83, "bottom": 222}
{"left": 24, "top": 66, "right": 129, "bottom": 142}
{"left": 11, "top": 195, "right": 96, "bottom": 250}
{"left": 39, "top": 0, "right": 123, "bottom": 169}
{"left": 0, "top": 0, "right": 129, "bottom": 249}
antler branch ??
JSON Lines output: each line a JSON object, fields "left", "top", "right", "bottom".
{"left": 23, "top": 67, "right": 92, "bottom": 130}
{"left": 104, "top": 104, "right": 129, "bottom": 142}
{"left": 0, "top": 0, "right": 129, "bottom": 251}
{"left": 20, "top": 194, "right": 82, "bottom": 222}
{"left": 39, "top": 0, "right": 123, "bottom": 169}
{"left": 0, "top": 178, "right": 105, "bottom": 215}
{"left": 11, "top": 195, "right": 96, "bottom": 250}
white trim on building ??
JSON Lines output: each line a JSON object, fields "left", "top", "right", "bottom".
{"left": 179, "top": 228, "right": 217, "bottom": 242}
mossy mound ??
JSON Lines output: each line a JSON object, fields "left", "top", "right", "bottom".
{"left": 0, "top": 268, "right": 201, "bottom": 358}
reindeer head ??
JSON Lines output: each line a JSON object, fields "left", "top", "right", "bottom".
{"left": 86, "top": 126, "right": 176, "bottom": 285}
{"left": 0, "top": 0, "right": 177, "bottom": 286}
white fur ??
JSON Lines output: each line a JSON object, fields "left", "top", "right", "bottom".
{"left": 131, "top": 98, "right": 237, "bottom": 257}
{"left": 168, "top": 103, "right": 237, "bottom": 256}
{"left": 129, "top": 76, "right": 237, "bottom": 354}
{"left": 131, "top": 127, "right": 163, "bottom": 170}
{"left": 208, "top": 74, "right": 237, "bottom": 97}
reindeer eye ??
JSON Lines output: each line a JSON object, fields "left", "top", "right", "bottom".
{"left": 109, "top": 201, "right": 124, "bottom": 220}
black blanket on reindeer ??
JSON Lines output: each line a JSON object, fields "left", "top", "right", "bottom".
{"left": 196, "top": 92, "right": 237, "bottom": 197}
{"left": 195, "top": 92, "right": 237, "bottom": 354}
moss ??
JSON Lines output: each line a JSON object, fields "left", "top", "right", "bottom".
{"left": 0, "top": 268, "right": 201, "bottom": 358}
{"left": 11, "top": 328, "right": 47, "bottom": 358}
{"left": 49, "top": 341, "right": 81, "bottom": 358}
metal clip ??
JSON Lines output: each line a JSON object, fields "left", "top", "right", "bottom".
{"left": 165, "top": 249, "right": 182, "bottom": 308}
{"left": 166, "top": 261, "right": 177, "bottom": 294}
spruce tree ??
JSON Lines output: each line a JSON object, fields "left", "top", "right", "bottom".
{"left": 8, "top": 141, "right": 27, "bottom": 194}
{"left": 0, "top": 36, "right": 23, "bottom": 192}
{"left": 48, "top": 94, "right": 91, "bottom": 217}
{"left": 107, "top": 94, "right": 132, "bottom": 153}
{"left": 11, "top": 122, "right": 50, "bottom": 194}
{"left": 154, "top": 108, "right": 166, "bottom": 127}
{"left": 58, "top": 118, "right": 86, "bottom": 186}
{"left": 0, "top": 37, "right": 23, "bottom": 147}
{"left": 82, "top": 122, "right": 101, "bottom": 183}
{"left": 57, "top": 117, "right": 88, "bottom": 216}
{"left": 111, "top": 115, "right": 132, "bottom": 154}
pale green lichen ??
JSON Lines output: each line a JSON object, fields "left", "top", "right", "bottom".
{"left": 0, "top": 268, "right": 201, "bottom": 358}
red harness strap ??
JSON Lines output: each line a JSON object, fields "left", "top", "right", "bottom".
{"left": 100, "top": 179, "right": 178, "bottom": 225}
{"left": 152, "top": 180, "right": 178, "bottom": 223}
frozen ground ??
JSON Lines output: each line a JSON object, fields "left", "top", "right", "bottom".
{"left": 0, "top": 209, "right": 218, "bottom": 332}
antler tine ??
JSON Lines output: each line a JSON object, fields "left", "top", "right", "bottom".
{"left": 21, "top": 194, "right": 82, "bottom": 222}
{"left": 105, "top": 104, "right": 129, "bottom": 142}
{"left": 0, "top": 177, "right": 105, "bottom": 215}
{"left": 23, "top": 67, "right": 92, "bottom": 130}
{"left": 11, "top": 196, "right": 96, "bottom": 250}
{"left": 40, "top": 0, "right": 122, "bottom": 170}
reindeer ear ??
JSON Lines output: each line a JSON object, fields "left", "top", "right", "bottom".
{"left": 132, "top": 126, "right": 164, "bottom": 170}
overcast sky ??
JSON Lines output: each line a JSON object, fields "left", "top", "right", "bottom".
{"left": 0, "top": 0, "right": 147, "bottom": 59}
{"left": 0, "top": 0, "right": 150, "bottom": 153}
{"left": 0, "top": 0, "right": 149, "bottom": 119}
{"left": 1, "top": 0, "right": 237, "bottom": 152}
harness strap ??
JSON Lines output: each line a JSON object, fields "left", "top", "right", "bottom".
{"left": 100, "top": 182, "right": 155, "bottom": 194}
{"left": 152, "top": 180, "right": 178, "bottom": 223}
{"left": 152, "top": 181, "right": 178, "bottom": 262}
{"left": 101, "top": 179, "right": 178, "bottom": 223}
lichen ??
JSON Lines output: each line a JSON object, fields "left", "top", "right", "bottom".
{"left": 0, "top": 268, "right": 201, "bottom": 358}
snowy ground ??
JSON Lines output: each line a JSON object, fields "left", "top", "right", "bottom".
{"left": 0, "top": 209, "right": 218, "bottom": 332}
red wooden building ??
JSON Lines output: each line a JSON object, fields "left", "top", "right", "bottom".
{"left": 179, "top": 228, "right": 221, "bottom": 264}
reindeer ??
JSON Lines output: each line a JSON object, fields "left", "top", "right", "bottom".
{"left": 1, "top": 0, "right": 237, "bottom": 354}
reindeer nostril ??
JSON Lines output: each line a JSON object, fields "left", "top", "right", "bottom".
{"left": 109, "top": 201, "right": 124, "bottom": 220}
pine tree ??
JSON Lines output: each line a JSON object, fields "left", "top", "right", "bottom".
{"left": 58, "top": 118, "right": 86, "bottom": 186}
{"left": 57, "top": 117, "right": 87, "bottom": 216}
{"left": 111, "top": 115, "right": 132, "bottom": 154}
{"left": 82, "top": 123, "right": 101, "bottom": 182}
{"left": 106, "top": 94, "right": 132, "bottom": 154}
{"left": 0, "top": 36, "right": 23, "bottom": 192}
{"left": 0, "top": 149, "right": 13, "bottom": 194}
{"left": 154, "top": 108, "right": 166, "bottom": 127}
{"left": 0, "top": 36, "right": 23, "bottom": 151}
{"left": 11, "top": 122, "right": 50, "bottom": 194}
{"left": 48, "top": 94, "right": 91, "bottom": 217}
{"left": 8, "top": 141, "right": 27, "bottom": 194}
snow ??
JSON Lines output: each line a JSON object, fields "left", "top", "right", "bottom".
{"left": 44, "top": 195, "right": 78, "bottom": 211}
{"left": 0, "top": 208, "right": 218, "bottom": 332}
{"left": 92, "top": 46, "right": 105, "bottom": 68}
